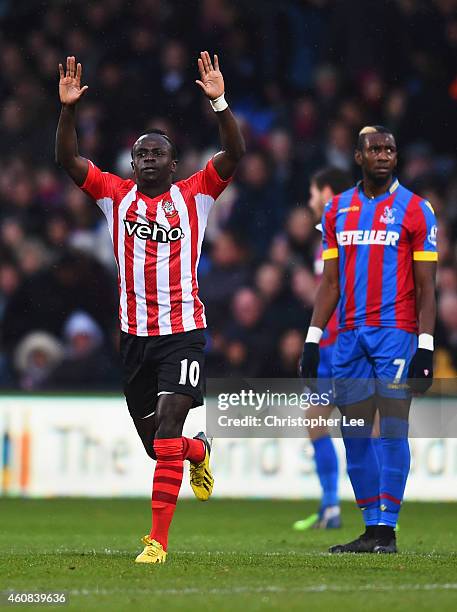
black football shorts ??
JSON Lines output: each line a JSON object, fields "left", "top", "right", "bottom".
{"left": 120, "top": 328, "right": 206, "bottom": 420}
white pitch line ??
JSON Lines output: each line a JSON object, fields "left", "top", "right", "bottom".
{"left": 3, "top": 548, "right": 456, "bottom": 558}
{"left": 66, "top": 584, "right": 457, "bottom": 597}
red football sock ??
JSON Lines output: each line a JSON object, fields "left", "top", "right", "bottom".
{"left": 150, "top": 438, "right": 183, "bottom": 551}
{"left": 182, "top": 437, "right": 205, "bottom": 463}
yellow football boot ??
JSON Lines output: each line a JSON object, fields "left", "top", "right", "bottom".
{"left": 135, "top": 535, "right": 167, "bottom": 564}
{"left": 189, "top": 432, "right": 214, "bottom": 501}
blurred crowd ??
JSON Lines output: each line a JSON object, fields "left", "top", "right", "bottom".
{"left": 0, "top": 0, "right": 456, "bottom": 390}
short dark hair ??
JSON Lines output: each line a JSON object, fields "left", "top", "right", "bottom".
{"left": 311, "top": 167, "right": 352, "bottom": 194}
{"left": 131, "top": 129, "right": 178, "bottom": 160}
{"left": 356, "top": 125, "right": 394, "bottom": 151}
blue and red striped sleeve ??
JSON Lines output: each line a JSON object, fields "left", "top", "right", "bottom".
{"left": 321, "top": 197, "right": 339, "bottom": 260}
{"left": 408, "top": 199, "right": 438, "bottom": 262}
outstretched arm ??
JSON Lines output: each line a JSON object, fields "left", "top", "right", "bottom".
{"left": 55, "top": 56, "right": 89, "bottom": 186}
{"left": 195, "top": 51, "right": 245, "bottom": 180}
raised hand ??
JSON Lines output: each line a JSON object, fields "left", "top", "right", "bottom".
{"left": 58, "top": 56, "right": 88, "bottom": 106}
{"left": 195, "top": 51, "right": 224, "bottom": 100}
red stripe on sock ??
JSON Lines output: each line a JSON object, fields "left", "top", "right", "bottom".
{"left": 356, "top": 494, "right": 380, "bottom": 506}
{"left": 156, "top": 454, "right": 183, "bottom": 462}
{"left": 150, "top": 438, "right": 184, "bottom": 550}
{"left": 157, "top": 466, "right": 184, "bottom": 478}
{"left": 380, "top": 492, "right": 402, "bottom": 505}
{"left": 153, "top": 477, "right": 182, "bottom": 496}
{"left": 152, "top": 490, "right": 180, "bottom": 505}
{"left": 154, "top": 476, "right": 183, "bottom": 487}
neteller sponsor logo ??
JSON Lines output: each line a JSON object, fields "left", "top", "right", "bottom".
{"left": 124, "top": 219, "right": 184, "bottom": 243}
{"left": 336, "top": 230, "right": 400, "bottom": 246}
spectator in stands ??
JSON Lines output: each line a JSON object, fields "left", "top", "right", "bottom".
{"left": 14, "top": 331, "right": 63, "bottom": 390}
{"left": 42, "top": 311, "right": 120, "bottom": 390}
{"left": 200, "top": 230, "right": 251, "bottom": 330}
{"left": 223, "top": 288, "right": 272, "bottom": 376}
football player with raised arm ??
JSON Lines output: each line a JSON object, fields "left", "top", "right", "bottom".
{"left": 56, "top": 53, "right": 245, "bottom": 564}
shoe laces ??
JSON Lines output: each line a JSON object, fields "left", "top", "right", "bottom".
{"left": 141, "top": 536, "right": 162, "bottom": 555}
{"left": 190, "top": 460, "right": 205, "bottom": 486}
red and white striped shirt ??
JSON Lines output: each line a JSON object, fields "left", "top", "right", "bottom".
{"left": 81, "top": 158, "right": 231, "bottom": 336}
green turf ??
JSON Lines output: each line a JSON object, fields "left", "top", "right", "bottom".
{"left": 1, "top": 498, "right": 457, "bottom": 611}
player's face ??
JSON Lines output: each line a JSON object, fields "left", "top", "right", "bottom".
{"left": 356, "top": 133, "right": 397, "bottom": 183}
{"left": 308, "top": 182, "right": 322, "bottom": 218}
{"left": 308, "top": 181, "right": 324, "bottom": 219}
{"left": 131, "top": 134, "right": 177, "bottom": 185}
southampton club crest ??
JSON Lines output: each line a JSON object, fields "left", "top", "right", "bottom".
{"left": 379, "top": 206, "right": 396, "bottom": 225}
{"left": 161, "top": 199, "right": 178, "bottom": 218}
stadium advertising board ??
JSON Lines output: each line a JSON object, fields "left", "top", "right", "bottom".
{"left": 1, "top": 396, "right": 456, "bottom": 500}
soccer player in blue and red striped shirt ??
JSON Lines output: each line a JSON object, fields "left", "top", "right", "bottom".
{"left": 300, "top": 126, "right": 437, "bottom": 553}
{"left": 294, "top": 167, "right": 352, "bottom": 532}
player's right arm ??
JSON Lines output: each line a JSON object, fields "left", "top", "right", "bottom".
{"left": 300, "top": 258, "right": 340, "bottom": 382}
{"left": 300, "top": 200, "right": 340, "bottom": 382}
{"left": 309, "top": 258, "right": 340, "bottom": 331}
{"left": 55, "top": 56, "right": 89, "bottom": 186}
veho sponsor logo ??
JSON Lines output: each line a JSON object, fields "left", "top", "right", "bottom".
{"left": 124, "top": 219, "right": 184, "bottom": 243}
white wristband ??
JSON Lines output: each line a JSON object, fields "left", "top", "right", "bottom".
{"left": 418, "top": 333, "right": 434, "bottom": 351}
{"left": 305, "top": 326, "right": 323, "bottom": 344}
{"left": 210, "top": 93, "right": 228, "bottom": 112}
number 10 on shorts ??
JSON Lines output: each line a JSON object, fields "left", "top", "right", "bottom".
{"left": 179, "top": 359, "right": 200, "bottom": 387}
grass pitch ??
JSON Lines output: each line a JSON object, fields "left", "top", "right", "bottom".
{"left": 1, "top": 498, "right": 457, "bottom": 611}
